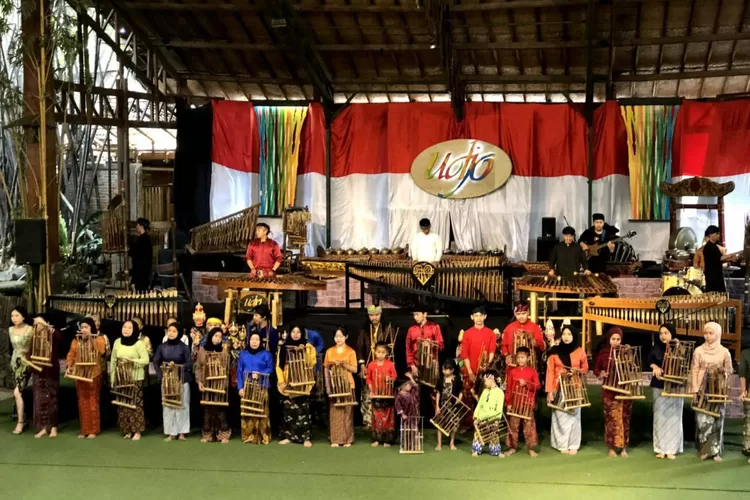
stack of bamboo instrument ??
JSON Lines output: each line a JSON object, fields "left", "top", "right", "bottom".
{"left": 400, "top": 416, "right": 424, "bottom": 454}
{"left": 327, "top": 364, "right": 357, "bottom": 407}
{"left": 692, "top": 368, "right": 730, "bottom": 418}
{"left": 548, "top": 371, "right": 591, "bottom": 412}
{"left": 601, "top": 345, "right": 645, "bottom": 400}
{"left": 200, "top": 353, "right": 229, "bottom": 407}
{"left": 22, "top": 323, "right": 53, "bottom": 372}
{"left": 161, "top": 363, "right": 184, "bottom": 409}
{"left": 241, "top": 372, "right": 270, "bottom": 417}
{"left": 112, "top": 359, "right": 138, "bottom": 409}
{"left": 65, "top": 334, "right": 99, "bottom": 382}
{"left": 189, "top": 204, "right": 260, "bottom": 254}
{"left": 416, "top": 338, "right": 440, "bottom": 388}
{"left": 47, "top": 289, "right": 180, "bottom": 326}
{"left": 286, "top": 346, "right": 316, "bottom": 396}
{"left": 661, "top": 340, "right": 695, "bottom": 398}
{"left": 431, "top": 395, "right": 470, "bottom": 436}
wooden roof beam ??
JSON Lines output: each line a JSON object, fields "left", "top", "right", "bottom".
{"left": 616, "top": 68, "right": 750, "bottom": 82}
{"left": 175, "top": 73, "right": 593, "bottom": 85}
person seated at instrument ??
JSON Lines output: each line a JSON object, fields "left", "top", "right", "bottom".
{"left": 504, "top": 347, "right": 540, "bottom": 458}
{"left": 546, "top": 324, "right": 588, "bottom": 455}
{"left": 162, "top": 317, "right": 188, "bottom": 346}
{"left": 406, "top": 308, "right": 444, "bottom": 417}
{"left": 578, "top": 213, "right": 618, "bottom": 274}
{"left": 238, "top": 331, "right": 274, "bottom": 445}
{"left": 409, "top": 218, "right": 443, "bottom": 264}
{"left": 434, "top": 359, "right": 462, "bottom": 451}
{"left": 110, "top": 320, "right": 150, "bottom": 441}
{"left": 154, "top": 323, "right": 193, "bottom": 442}
{"left": 324, "top": 326, "right": 358, "bottom": 448}
{"left": 472, "top": 370, "right": 505, "bottom": 458}
{"left": 249, "top": 304, "right": 279, "bottom": 355}
{"left": 245, "top": 222, "right": 283, "bottom": 278}
{"left": 196, "top": 328, "right": 232, "bottom": 444}
{"left": 702, "top": 225, "right": 738, "bottom": 293}
{"left": 130, "top": 217, "right": 153, "bottom": 292}
{"left": 501, "top": 303, "right": 544, "bottom": 367}
{"left": 739, "top": 344, "right": 750, "bottom": 462}
{"left": 648, "top": 323, "right": 683, "bottom": 460}
{"left": 30, "top": 314, "right": 63, "bottom": 439}
{"left": 691, "top": 322, "right": 733, "bottom": 462}
{"left": 66, "top": 318, "right": 107, "bottom": 439}
{"left": 366, "top": 342, "right": 398, "bottom": 448}
{"left": 277, "top": 325, "right": 316, "bottom": 448}
{"left": 593, "top": 327, "right": 632, "bottom": 458}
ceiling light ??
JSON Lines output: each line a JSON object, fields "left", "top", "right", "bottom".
{"left": 430, "top": 43, "right": 437, "bottom": 49}
{"left": 119, "top": 27, "right": 127, "bottom": 35}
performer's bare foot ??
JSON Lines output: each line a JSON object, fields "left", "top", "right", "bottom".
{"left": 620, "top": 450, "right": 628, "bottom": 458}
{"left": 450, "top": 441, "right": 456, "bottom": 451}
{"left": 200, "top": 437, "right": 209, "bottom": 443}
{"left": 13, "top": 421, "right": 25, "bottom": 435}
{"left": 435, "top": 445, "right": 442, "bottom": 451}
{"left": 666, "top": 454, "right": 676, "bottom": 460}
{"left": 132, "top": 433, "right": 141, "bottom": 441}
{"left": 279, "top": 439, "right": 290, "bottom": 445}
{"left": 35, "top": 429, "right": 47, "bottom": 439}
{"left": 560, "top": 449, "right": 570, "bottom": 455}
{"left": 699, "top": 454, "right": 709, "bottom": 461}
{"left": 713, "top": 455, "right": 722, "bottom": 463}
{"left": 529, "top": 450, "right": 538, "bottom": 457}
{"left": 123, "top": 433, "right": 132, "bottom": 440}
{"left": 343, "top": 443, "right": 351, "bottom": 448}
{"left": 383, "top": 443, "right": 391, "bottom": 448}
{"left": 164, "top": 435, "right": 174, "bottom": 442}
{"left": 568, "top": 449, "right": 578, "bottom": 455}
{"left": 471, "top": 452, "right": 479, "bottom": 457}
{"left": 178, "top": 434, "right": 186, "bottom": 441}
{"left": 504, "top": 449, "right": 516, "bottom": 457}
{"left": 303, "top": 440, "right": 312, "bottom": 448}
{"left": 331, "top": 443, "right": 339, "bottom": 448}
{"left": 49, "top": 428, "right": 57, "bottom": 438}
{"left": 656, "top": 453, "right": 665, "bottom": 459}
{"left": 372, "top": 441, "right": 380, "bottom": 447}
{"left": 78, "top": 435, "right": 86, "bottom": 439}
{"left": 608, "top": 449, "right": 617, "bottom": 457}
{"left": 87, "top": 434, "right": 96, "bottom": 439}
{"left": 221, "top": 439, "right": 230, "bottom": 444}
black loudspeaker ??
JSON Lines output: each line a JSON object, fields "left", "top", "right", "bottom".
{"left": 542, "top": 217, "right": 556, "bottom": 238}
{"left": 536, "top": 237, "right": 559, "bottom": 262}
{"left": 14, "top": 219, "right": 46, "bottom": 264}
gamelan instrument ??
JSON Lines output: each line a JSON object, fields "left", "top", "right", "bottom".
{"left": 506, "top": 382, "right": 538, "bottom": 420}
{"left": 111, "top": 358, "right": 138, "bottom": 409}
{"left": 366, "top": 323, "right": 398, "bottom": 364}
{"left": 188, "top": 204, "right": 259, "bottom": 254}
{"left": 47, "top": 289, "right": 180, "bottom": 326}
{"left": 660, "top": 340, "right": 695, "bottom": 398}
{"left": 326, "top": 364, "right": 357, "bottom": 407}
{"left": 691, "top": 367, "right": 730, "bottom": 418}
{"left": 473, "top": 416, "right": 509, "bottom": 447}
{"left": 65, "top": 334, "right": 100, "bottom": 383}
{"left": 284, "top": 345, "right": 316, "bottom": 396}
{"left": 161, "top": 363, "right": 185, "bottom": 409}
{"left": 548, "top": 371, "right": 591, "bottom": 412}
{"left": 399, "top": 416, "right": 424, "bottom": 454}
{"left": 430, "top": 395, "right": 470, "bottom": 436}
{"left": 240, "top": 372, "right": 270, "bottom": 418}
{"left": 200, "top": 352, "right": 229, "bottom": 407}
{"left": 600, "top": 345, "right": 645, "bottom": 400}
{"left": 22, "top": 323, "right": 53, "bottom": 372}
{"left": 506, "top": 330, "right": 537, "bottom": 369}
{"left": 582, "top": 293, "right": 742, "bottom": 360}
{"left": 416, "top": 338, "right": 440, "bottom": 388}
{"left": 515, "top": 274, "right": 618, "bottom": 295}
{"left": 369, "top": 370, "right": 395, "bottom": 399}
{"left": 583, "top": 231, "right": 636, "bottom": 259}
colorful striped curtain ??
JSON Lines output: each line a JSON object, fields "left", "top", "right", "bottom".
{"left": 621, "top": 105, "right": 679, "bottom": 220}
{"left": 256, "top": 107, "right": 309, "bottom": 215}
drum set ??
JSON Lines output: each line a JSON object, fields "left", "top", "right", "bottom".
{"left": 661, "top": 266, "right": 705, "bottom": 296}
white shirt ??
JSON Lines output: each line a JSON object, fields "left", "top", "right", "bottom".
{"left": 409, "top": 231, "right": 443, "bottom": 263}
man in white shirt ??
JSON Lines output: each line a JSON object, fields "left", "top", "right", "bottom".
{"left": 409, "top": 218, "right": 443, "bottom": 264}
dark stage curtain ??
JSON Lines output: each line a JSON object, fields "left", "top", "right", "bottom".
{"left": 174, "top": 103, "right": 212, "bottom": 235}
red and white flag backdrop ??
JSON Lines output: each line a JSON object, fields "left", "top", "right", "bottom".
{"left": 210, "top": 100, "right": 750, "bottom": 261}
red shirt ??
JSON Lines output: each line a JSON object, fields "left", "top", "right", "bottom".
{"left": 366, "top": 359, "right": 398, "bottom": 394}
{"left": 406, "top": 321, "right": 444, "bottom": 369}
{"left": 501, "top": 320, "right": 544, "bottom": 356}
{"left": 461, "top": 326, "right": 497, "bottom": 373}
{"left": 245, "top": 238, "right": 283, "bottom": 272}
{"left": 505, "top": 365, "right": 540, "bottom": 409}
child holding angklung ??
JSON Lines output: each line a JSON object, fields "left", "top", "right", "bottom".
{"left": 504, "top": 346, "right": 540, "bottom": 457}
{"left": 594, "top": 327, "right": 632, "bottom": 457}
{"left": 434, "top": 359, "right": 462, "bottom": 451}
{"left": 472, "top": 370, "right": 505, "bottom": 458}
{"left": 395, "top": 373, "right": 419, "bottom": 421}
{"left": 366, "top": 341, "right": 398, "bottom": 447}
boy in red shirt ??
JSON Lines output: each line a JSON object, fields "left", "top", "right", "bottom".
{"left": 460, "top": 306, "right": 497, "bottom": 425}
{"left": 504, "top": 346, "right": 540, "bottom": 457}
{"left": 501, "top": 303, "right": 545, "bottom": 366}
{"left": 406, "top": 308, "right": 444, "bottom": 418}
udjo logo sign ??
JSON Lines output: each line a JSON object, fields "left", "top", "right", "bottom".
{"left": 410, "top": 139, "right": 512, "bottom": 199}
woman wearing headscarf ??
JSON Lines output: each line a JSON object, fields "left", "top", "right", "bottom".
{"left": 197, "top": 327, "right": 232, "bottom": 443}
{"left": 30, "top": 314, "right": 64, "bottom": 439}
{"left": 110, "top": 320, "right": 150, "bottom": 440}
{"left": 691, "top": 321, "right": 733, "bottom": 462}
{"left": 237, "top": 331, "right": 273, "bottom": 444}
{"left": 65, "top": 317, "right": 107, "bottom": 438}
{"left": 593, "top": 326, "right": 632, "bottom": 457}
{"left": 546, "top": 323, "right": 588, "bottom": 455}
{"left": 276, "top": 325, "right": 316, "bottom": 447}
{"left": 648, "top": 323, "right": 683, "bottom": 460}
{"left": 155, "top": 322, "right": 193, "bottom": 441}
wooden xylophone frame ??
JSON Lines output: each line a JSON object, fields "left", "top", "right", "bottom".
{"left": 430, "top": 395, "right": 470, "bottom": 436}
{"left": 661, "top": 340, "right": 695, "bottom": 398}
{"left": 188, "top": 203, "right": 260, "bottom": 254}
{"left": 161, "top": 363, "right": 184, "bottom": 409}
{"left": 112, "top": 359, "right": 138, "bottom": 409}
{"left": 548, "top": 371, "right": 591, "bottom": 412}
{"left": 416, "top": 338, "right": 440, "bottom": 388}
{"left": 506, "top": 330, "right": 537, "bottom": 369}
{"left": 66, "top": 334, "right": 98, "bottom": 383}
{"left": 286, "top": 345, "right": 315, "bottom": 397}
{"left": 22, "top": 324, "right": 53, "bottom": 372}
{"left": 47, "top": 289, "right": 180, "bottom": 327}
{"left": 240, "top": 372, "right": 270, "bottom": 418}
{"left": 692, "top": 368, "right": 730, "bottom": 418}
{"left": 369, "top": 370, "right": 395, "bottom": 400}
{"left": 506, "top": 382, "right": 537, "bottom": 420}
{"left": 200, "top": 352, "right": 229, "bottom": 407}
{"left": 400, "top": 416, "right": 424, "bottom": 454}
{"left": 327, "top": 364, "right": 358, "bottom": 407}
{"left": 473, "top": 416, "right": 509, "bottom": 446}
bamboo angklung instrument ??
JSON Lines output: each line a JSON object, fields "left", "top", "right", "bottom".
{"left": 691, "top": 367, "right": 730, "bottom": 418}
{"left": 240, "top": 372, "right": 270, "bottom": 417}
{"left": 416, "top": 338, "right": 439, "bottom": 388}
{"left": 22, "top": 323, "right": 53, "bottom": 372}
{"left": 506, "top": 381, "right": 538, "bottom": 420}
{"left": 548, "top": 370, "right": 591, "bottom": 412}
{"left": 661, "top": 340, "right": 695, "bottom": 398}
{"left": 161, "top": 363, "right": 184, "bottom": 409}
{"left": 286, "top": 345, "right": 316, "bottom": 396}
{"left": 111, "top": 358, "right": 138, "bottom": 409}
{"left": 613, "top": 345, "right": 645, "bottom": 401}
{"left": 326, "top": 363, "right": 358, "bottom": 407}
{"left": 66, "top": 333, "right": 98, "bottom": 383}
{"left": 369, "top": 369, "right": 395, "bottom": 399}
{"left": 506, "top": 330, "right": 537, "bottom": 368}
{"left": 430, "top": 395, "right": 470, "bottom": 436}
{"left": 473, "top": 415, "right": 509, "bottom": 446}
{"left": 200, "top": 352, "right": 229, "bottom": 407}
{"left": 400, "top": 416, "right": 424, "bottom": 454}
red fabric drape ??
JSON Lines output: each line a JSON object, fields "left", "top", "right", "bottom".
{"left": 673, "top": 100, "right": 750, "bottom": 178}
{"left": 330, "top": 104, "right": 389, "bottom": 177}
{"left": 211, "top": 100, "right": 259, "bottom": 173}
{"left": 299, "top": 103, "right": 326, "bottom": 175}
{"left": 592, "top": 101, "right": 629, "bottom": 178}
{"left": 386, "top": 103, "right": 458, "bottom": 174}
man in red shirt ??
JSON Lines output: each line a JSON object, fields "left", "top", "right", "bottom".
{"left": 501, "top": 303, "right": 544, "bottom": 366}
{"left": 459, "top": 306, "right": 498, "bottom": 428}
{"left": 245, "top": 223, "right": 283, "bottom": 278}
{"left": 406, "top": 307, "right": 444, "bottom": 418}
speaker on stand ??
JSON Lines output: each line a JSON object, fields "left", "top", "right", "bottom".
{"left": 537, "top": 217, "right": 559, "bottom": 262}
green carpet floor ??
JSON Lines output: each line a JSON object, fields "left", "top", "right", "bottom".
{"left": 1, "top": 386, "right": 749, "bottom": 500}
